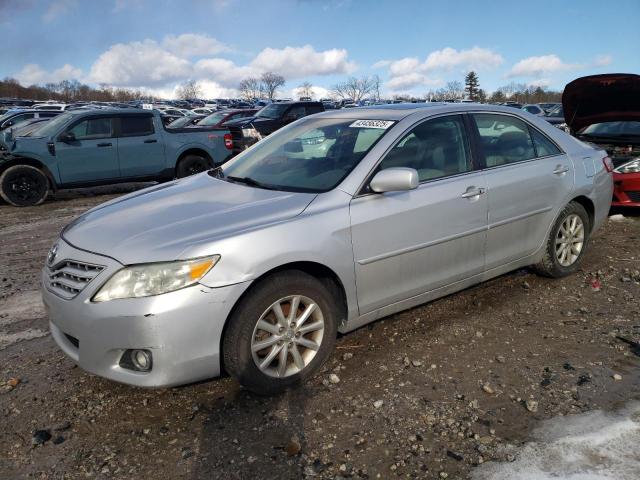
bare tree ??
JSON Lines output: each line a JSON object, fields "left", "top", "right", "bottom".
{"left": 443, "top": 81, "right": 464, "bottom": 100}
{"left": 371, "top": 74, "right": 381, "bottom": 102}
{"left": 238, "top": 77, "right": 262, "bottom": 101}
{"left": 261, "top": 72, "right": 285, "bottom": 100}
{"left": 332, "top": 76, "right": 375, "bottom": 102}
{"left": 297, "top": 81, "right": 314, "bottom": 99}
{"left": 176, "top": 80, "right": 202, "bottom": 100}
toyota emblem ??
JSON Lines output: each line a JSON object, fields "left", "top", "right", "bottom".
{"left": 47, "top": 243, "right": 58, "bottom": 266}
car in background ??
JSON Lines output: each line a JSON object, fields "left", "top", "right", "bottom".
{"left": 225, "top": 101, "right": 325, "bottom": 152}
{"left": 33, "top": 103, "right": 69, "bottom": 111}
{"left": 167, "top": 115, "right": 206, "bottom": 129}
{"left": 41, "top": 103, "right": 612, "bottom": 394}
{"left": 196, "top": 109, "right": 258, "bottom": 128}
{"left": 191, "top": 108, "right": 214, "bottom": 115}
{"left": 0, "top": 109, "right": 62, "bottom": 131}
{"left": 543, "top": 105, "right": 566, "bottom": 129}
{"left": 0, "top": 109, "right": 235, "bottom": 206}
{"left": 500, "top": 102, "right": 523, "bottom": 109}
{"left": 522, "top": 104, "right": 546, "bottom": 116}
{"left": 563, "top": 73, "right": 640, "bottom": 208}
{"left": 539, "top": 102, "right": 561, "bottom": 113}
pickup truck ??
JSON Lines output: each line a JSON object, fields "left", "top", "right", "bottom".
{"left": 0, "top": 108, "right": 233, "bottom": 206}
{"left": 225, "top": 101, "right": 324, "bottom": 154}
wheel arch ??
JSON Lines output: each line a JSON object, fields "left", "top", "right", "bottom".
{"left": 570, "top": 195, "right": 595, "bottom": 232}
{"left": 175, "top": 148, "right": 214, "bottom": 174}
{"left": 0, "top": 157, "right": 57, "bottom": 191}
{"left": 218, "top": 260, "right": 349, "bottom": 375}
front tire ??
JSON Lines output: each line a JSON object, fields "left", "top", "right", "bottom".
{"left": 0, "top": 165, "right": 49, "bottom": 207}
{"left": 176, "top": 155, "right": 211, "bottom": 178}
{"left": 532, "top": 201, "right": 590, "bottom": 278}
{"left": 223, "top": 271, "right": 338, "bottom": 395}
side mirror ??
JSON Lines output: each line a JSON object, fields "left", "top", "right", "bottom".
{"left": 284, "top": 140, "right": 303, "bottom": 153}
{"left": 370, "top": 167, "right": 419, "bottom": 193}
{"left": 60, "top": 131, "right": 76, "bottom": 143}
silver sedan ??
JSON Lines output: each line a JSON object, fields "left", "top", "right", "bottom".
{"left": 42, "top": 104, "right": 613, "bottom": 394}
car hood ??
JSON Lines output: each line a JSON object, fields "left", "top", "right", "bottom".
{"left": 562, "top": 73, "right": 640, "bottom": 132}
{"left": 62, "top": 173, "right": 316, "bottom": 264}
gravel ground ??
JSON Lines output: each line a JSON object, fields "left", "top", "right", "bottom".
{"left": 1, "top": 185, "right": 639, "bottom": 479}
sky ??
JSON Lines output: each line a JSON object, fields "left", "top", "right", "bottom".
{"left": 1, "top": 0, "right": 638, "bottom": 99}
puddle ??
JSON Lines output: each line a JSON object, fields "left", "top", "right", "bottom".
{"left": 472, "top": 402, "right": 640, "bottom": 480}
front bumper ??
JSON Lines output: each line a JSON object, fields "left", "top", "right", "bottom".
{"left": 42, "top": 239, "right": 250, "bottom": 387}
{"left": 612, "top": 172, "right": 640, "bottom": 207}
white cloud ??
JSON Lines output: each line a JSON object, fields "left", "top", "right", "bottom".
{"left": 508, "top": 54, "right": 579, "bottom": 78}
{"left": 43, "top": 0, "right": 77, "bottom": 22}
{"left": 377, "top": 46, "right": 503, "bottom": 92}
{"left": 386, "top": 73, "right": 442, "bottom": 91}
{"left": 86, "top": 39, "right": 192, "bottom": 86}
{"left": 194, "top": 58, "right": 256, "bottom": 87}
{"left": 163, "top": 34, "right": 229, "bottom": 58}
{"left": 250, "top": 45, "right": 356, "bottom": 78}
{"left": 423, "top": 47, "right": 504, "bottom": 72}
{"left": 290, "top": 84, "right": 333, "bottom": 100}
{"left": 15, "top": 63, "right": 83, "bottom": 85}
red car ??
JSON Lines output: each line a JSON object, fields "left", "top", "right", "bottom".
{"left": 194, "top": 108, "right": 257, "bottom": 128}
{"left": 563, "top": 74, "right": 640, "bottom": 207}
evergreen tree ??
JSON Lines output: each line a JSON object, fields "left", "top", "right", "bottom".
{"left": 464, "top": 71, "right": 480, "bottom": 101}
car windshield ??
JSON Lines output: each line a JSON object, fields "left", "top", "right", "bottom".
{"left": 256, "top": 103, "right": 289, "bottom": 119}
{"left": 579, "top": 121, "right": 640, "bottom": 138}
{"left": 198, "top": 112, "right": 228, "bottom": 126}
{"left": 32, "top": 112, "right": 73, "bottom": 137}
{"left": 220, "top": 117, "right": 393, "bottom": 193}
{"left": 545, "top": 105, "right": 564, "bottom": 118}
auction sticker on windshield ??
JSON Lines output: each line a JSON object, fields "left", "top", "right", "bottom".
{"left": 349, "top": 120, "right": 395, "bottom": 129}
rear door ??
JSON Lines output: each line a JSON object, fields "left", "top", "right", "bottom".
{"left": 471, "top": 113, "right": 573, "bottom": 269}
{"left": 116, "top": 114, "right": 166, "bottom": 177}
{"left": 56, "top": 116, "right": 119, "bottom": 183}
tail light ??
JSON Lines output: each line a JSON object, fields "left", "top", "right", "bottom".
{"left": 224, "top": 133, "right": 233, "bottom": 150}
{"left": 602, "top": 156, "right": 614, "bottom": 173}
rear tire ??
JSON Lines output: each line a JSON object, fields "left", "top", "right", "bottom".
{"left": 532, "top": 201, "right": 590, "bottom": 278}
{"left": 0, "top": 165, "right": 49, "bottom": 207}
{"left": 223, "top": 271, "right": 338, "bottom": 395}
{"left": 176, "top": 155, "right": 211, "bottom": 178}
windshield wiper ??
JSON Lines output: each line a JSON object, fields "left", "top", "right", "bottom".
{"left": 226, "top": 175, "right": 278, "bottom": 190}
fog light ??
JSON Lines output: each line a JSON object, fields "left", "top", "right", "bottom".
{"left": 132, "top": 350, "right": 151, "bottom": 371}
{"left": 120, "top": 349, "right": 152, "bottom": 372}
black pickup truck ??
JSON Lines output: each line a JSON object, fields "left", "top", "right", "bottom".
{"left": 225, "top": 101, "right": 324, "bottom": 154}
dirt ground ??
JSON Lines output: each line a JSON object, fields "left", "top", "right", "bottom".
{"left": 1, "top": 185, "right": 639, "bottom": 480}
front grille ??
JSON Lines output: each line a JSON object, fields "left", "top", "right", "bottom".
{"left": 46, "top": 259, "right": 105, "bottom": 300}
{"left": 626, "top": 191, "right": 640, "bottom": 202}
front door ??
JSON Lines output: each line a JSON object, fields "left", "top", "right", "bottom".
{"left": 349, "top": 114, "right": 488, "bottom": 314}
{"left": 56, "top": 116, "right": 119, "bottom": 183}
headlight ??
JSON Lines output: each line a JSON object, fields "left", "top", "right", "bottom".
{"left": 614, "top": 158, "right": 640, "bottom": 174}
{"left": 92, "top": 255, "right": 220, "bottom": 302}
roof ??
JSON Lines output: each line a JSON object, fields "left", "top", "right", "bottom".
{"left": 314, "top": 102, "right": 528, "bottom": 121}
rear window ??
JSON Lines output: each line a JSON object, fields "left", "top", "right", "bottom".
{"left": 120, "top": 116, "right": 154, "bottom": 137}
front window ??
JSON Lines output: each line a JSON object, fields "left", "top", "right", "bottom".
{"left": 68, "top": 117, "right": 114, "bottom": 140}
{"left": 256, "top": 103, "right": 289, "bottom": 119}
{"left": 221, "top": 117, "right": 393, "bottom": 192}
{"left": 378, "top": 115, "right": 472, "bottom": 182}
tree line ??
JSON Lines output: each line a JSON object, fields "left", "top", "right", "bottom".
{"left": 0, "top": 77, "right": 154, "bottom": 103}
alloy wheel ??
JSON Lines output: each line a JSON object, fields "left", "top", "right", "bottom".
{"left": 251, "top": 295, "right": 325, "bottom": 378}
{"left": 555, "top": 214, "right": 585, "bottom": 267}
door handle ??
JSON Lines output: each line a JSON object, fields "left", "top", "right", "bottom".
{"left": 97, "top": 142, "right": 112, "bottom": 147}
{"left": 461, "top": 187, "right": 486, "bottom": 199}
{"left": 553, "top": 165, "right": 569, "bottom": 175}
{"left": 144, "top": 139, "right": 158, "bottom": 143}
